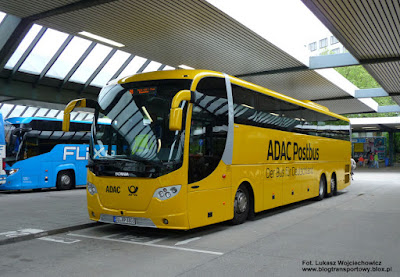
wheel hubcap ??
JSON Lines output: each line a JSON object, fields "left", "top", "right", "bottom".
{"left": 331, "top": 179, "right": 335, "bottom": 192}
{"left": 235, "top": 189, "right": 248, "bottom": 214}
{"left": 61, "top": 175, "right": 71, "bottom": 185}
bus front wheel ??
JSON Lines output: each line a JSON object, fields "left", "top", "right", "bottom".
{"left": 56, "top": 170, "right": 74, "bottom": 190}
{"left": 231, "top": 185, "right": 250, "bottom": 225}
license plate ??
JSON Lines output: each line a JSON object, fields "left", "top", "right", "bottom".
{"left": 113, "top": 216, "right": 136, "bottom": 225}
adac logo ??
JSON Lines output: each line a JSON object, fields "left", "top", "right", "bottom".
{"left": 128, "top": 186, "right": 138, "bottom": 196}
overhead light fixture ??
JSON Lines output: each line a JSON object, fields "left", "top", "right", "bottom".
{"left": 78, "top": 31, "right": 125, "bottom": 47}
{"left": 362, "top": 126, "right": 379, "bottom": 130}
{"left": 178, "top": 64, "right": 194, "bottom": 70}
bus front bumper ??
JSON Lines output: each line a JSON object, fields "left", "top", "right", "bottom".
{"left": 87, "top": 191, "right": 189, "bottom": 230}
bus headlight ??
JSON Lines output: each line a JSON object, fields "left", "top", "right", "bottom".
{"left": 87, "top": 182, "right": 98, "bottom": 195}
{"left": 8, "top": 168, "right": 19, "bottom": 175}
{"left": 153, "top": 185, "right": 181, "bottom": 200}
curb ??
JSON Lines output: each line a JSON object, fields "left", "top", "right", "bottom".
{"left": 0, "top": 222, "right": 102, "bottom": 246}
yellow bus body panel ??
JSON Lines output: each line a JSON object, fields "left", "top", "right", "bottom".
{"left": 87, "top": 70, "right": 351, "bottom": 230}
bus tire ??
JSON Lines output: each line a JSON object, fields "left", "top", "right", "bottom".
{"left": 330, "top": 174, "right": 337, "bottom": 196}
{"left": 231, "top": 184, "right": 250, "bottom": 225}
{"left": 56, "top": 170, "right": 74, "bottom": 190}
{"left": 316, "top": 176, "right": 326, "bottom": 201}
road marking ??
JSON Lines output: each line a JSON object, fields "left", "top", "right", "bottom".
{"left": 175, "top": 237, "right": 201, "bottom": 246}
{"left": 0, "top": 229, "right": 44, "bottom": 238}
{"left": 68, "top": 233, "right": 223, "bottom": 256}
{"left": 146, "top": 238, "right": 166, "bottom": 244}
{"left": 38, "top": 236, "right": 80, "bottom": 244}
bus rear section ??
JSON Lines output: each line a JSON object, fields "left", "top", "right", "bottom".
{"left": 2, "top": 117, "right": 90, "bottom": 191}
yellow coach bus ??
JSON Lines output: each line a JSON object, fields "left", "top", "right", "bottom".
{"left": 63, "top": 69, "right": 351, "bottom": 230}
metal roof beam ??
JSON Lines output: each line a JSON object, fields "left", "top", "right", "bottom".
{"left": 136, "top": 59, "right": 151, "bottom": 73}
{"left": 0, "top": 77, "right": 97, "bottom": 104}
{"left": 80, "top": 48, "right": 117, "bottom": 93}
{"left": 0, "top": 16, "right": 32, "bottom": 71}
{"left": 377, "top": 105, "right": 400, "bottom": 113}
{"left": 108, "top": 54, "right": 135, "bottom": 83}
{"left": 59, "top": 41, "right": 97, "bottom": 90}
{"left": 35, "top": 34, "right": 74, "bottom": 86}
{"left": 354, "top": 88, "right": 389, "bottom": 98}
{"left": 157, "top": 64, "right": 166, "bottom": 71}
{"left": 378, "top": 124, "right": 396, "bottom": 132}
{"left": 235, "top": 65, "right": 308, "bottom": 78}
{"left": 25, "top": 0, "right": 120, "bottom": 22}
{"left": 309, "top": 53, "right": 359, "bottom": 69}
{"left": 9, "top": 26, "right": 47, "bottom": 80}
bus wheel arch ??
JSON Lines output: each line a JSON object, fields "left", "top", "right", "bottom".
{"left": 330, "top": 172, "right": 337, "bottom": 196}
{"left": 56, "top": 170, "right": 75, "bottom": 190}
{"left": 316, "top": 174, "right": 327, "bottom": 201}
{"left": 231, "top": 182, "right": 254, "bottom": 225}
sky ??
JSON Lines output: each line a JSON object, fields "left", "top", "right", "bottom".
{"left": 206, "top": 0, "right": 332, "bottom": 63}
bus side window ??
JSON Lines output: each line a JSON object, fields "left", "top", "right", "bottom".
{"left": 189, "top": 106, "right": 227, "bottom": 184}
{"left": 189, "top": 77, "right": 228, "bottom": 184}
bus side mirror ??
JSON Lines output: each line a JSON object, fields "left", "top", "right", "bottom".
{"left": 169, "top": 108, "right": 183, "bottom": 131}
{"left": 169, "top": 90, "right": 192, "bottom": 131}
{"left": 63, "top": 98, "right": 88, "bottom": 132}
{"left": 63, "top": 98, "right": 98, "bottom": 132}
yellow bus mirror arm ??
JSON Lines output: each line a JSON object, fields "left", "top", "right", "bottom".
{"left": 169, "top": 90, "right": 192, "bottom": 131}
{"left": 63, "top": 98, "right": 99, "bottom": 131}
{"left": 171, "top": 90, "right": 192, "bottom": 108}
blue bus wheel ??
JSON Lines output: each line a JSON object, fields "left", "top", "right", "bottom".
{"left": 56, "top": 170, "right": 74, "bottom": 190}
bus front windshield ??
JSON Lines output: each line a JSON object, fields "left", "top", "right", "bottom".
{"left": 90, "top": 79, "right": 191, "bottom": 178}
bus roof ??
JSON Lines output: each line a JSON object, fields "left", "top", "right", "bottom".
{"left": 116, "top": 69, "right": 349, "bottom": 122}
{"left": 5, "top": 117, "right": 92, "bottom": 125}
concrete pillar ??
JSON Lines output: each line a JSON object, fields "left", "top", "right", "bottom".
{"left": 389, "top": 132, "right": 394, "bottom": 166}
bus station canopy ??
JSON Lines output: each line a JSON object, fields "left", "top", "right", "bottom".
{"left": 0, "top": 0, "right": 399, "bottom": 124}
{"left": 302, "top": 0, "right": 400, "bottom": 106}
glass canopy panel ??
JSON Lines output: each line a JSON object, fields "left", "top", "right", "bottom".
{"left": 21, "top": 107, "right": 39, "bottom": 117}
{"left": 19, "top": 29, "right": 69, "bottom": 75}
{"left": 8, "top": 105, "right": 26, "bottom": 118}
{"left": 142, "top": 61, "right": 162, "bottom": 73}
{"left": 163, "top": 65, "right": 175, "bottom": 70}
{"left": 45, "top": 36, "right": 92, "bottom": 79}
{"left": 69, "top": 43, "right": 112, "bottom": 84}
{"left": 90, "top": 50, "right": 130, "bottom": 87}
{"left": 0, "top": 11, "right": 6, "bottom": 24}
{"left": 34, "top": 108, "right": 49, "bottom": 117}
{"left": 73, "top": 113, "right": 87, "bottom": 121}
{"left": 0, "top": 104, "right": 14, "bottom": 118}
{"left": 45, "top": 109, "right": 58, "bottom": 118}
{"left": 117, "top": 56, "right": 147, "bottom": 79}
{"left": 5, "top": 24, "right": 42, "bottom": 69}
{"left": 56, "top": 111, "right": 64, "bottom": 119}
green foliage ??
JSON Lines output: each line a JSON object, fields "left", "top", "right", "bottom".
{"left": 335, "top": 65, "right": 380, "bottom": 89}
{"left": 333, "top": 65, "right": 399, "bottom": 117}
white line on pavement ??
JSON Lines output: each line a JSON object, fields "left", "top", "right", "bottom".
{"left": 38, "top": 236, "right": 80, "bottom": 244}
{"left": 175, "top": 237, "right": 201, "bottom": 246}
{"left": 68, "top": 233, "right": 223, "bottom": 255}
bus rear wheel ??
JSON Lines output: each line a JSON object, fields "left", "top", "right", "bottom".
{"left": 231, "top": 185, "right": 250, "bottom": 225}
{"left": 316, "top": 177, "right": 326, "bottom": 201}
{"left": 56, "top": 170, "right": 74, "bottom": 190}
{"left": 330, "top": 176, "right": 337, "bottom": 196}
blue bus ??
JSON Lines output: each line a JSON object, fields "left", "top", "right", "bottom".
{"left": 0, "top": 112, "right": 6, "bottom": 185}
{"left": 2, "top": 117, "right": 92, "bottom": 191}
